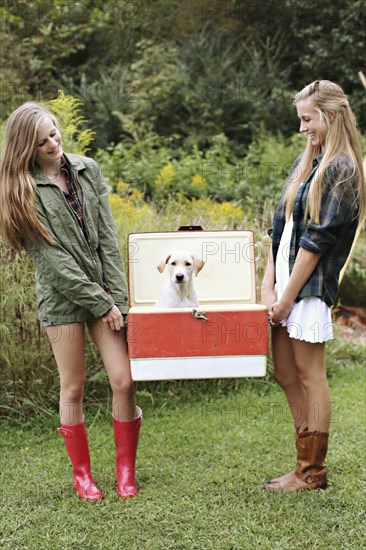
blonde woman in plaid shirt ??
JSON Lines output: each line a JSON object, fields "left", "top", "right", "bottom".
{"left": 261, "top": 80, "right": 365, "bottom": 492}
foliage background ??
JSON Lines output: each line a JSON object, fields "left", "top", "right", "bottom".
{"left": 0, "top": 1, "right": 365, "bottom": 418}
{"left": 1, "top": 0, "right": 365, "bottom": 145}
{"left": 0, "top": 5, "right": 365, "bottom": 548}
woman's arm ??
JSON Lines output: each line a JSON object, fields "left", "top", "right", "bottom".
{"left": 93, "top": 162, "right": 129, "bottom": 314}
{"left": 269, "top": 248, "right": 321, "bottom": 324}
{"left": 23, "top": 221, "right": 115, "bottom": 319}
{"left": 261, "top": 245, "right": 277, "bottom": 311}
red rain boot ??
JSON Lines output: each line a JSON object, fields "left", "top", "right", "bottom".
{"left": 57, "top": 418, "right": 104, "bottom": 502}
{"left": 113, "top": 407, "right": 142, "bottom": 499}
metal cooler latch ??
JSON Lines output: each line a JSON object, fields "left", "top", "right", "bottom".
{"left": 192, "top": 309, "right": 208, "bottom": 322}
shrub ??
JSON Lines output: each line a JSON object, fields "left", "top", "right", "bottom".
{"left": 1, "top": 90, "right": 363, "bottom": 419}
{"left": 238, "top": 125, "right": 305, "bottom": 207}
{"left": 47, "top": 91, "right": 95, "bottom": 155}
{"left": 1, "top": 190, "right": 255, "bottom": 419}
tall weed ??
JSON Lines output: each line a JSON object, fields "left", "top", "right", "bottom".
{"left": 1, "top": 92, "right": 364, "bottom": 419}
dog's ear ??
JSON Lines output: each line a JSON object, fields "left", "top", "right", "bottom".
{"left": 193, "top": 256, "right": 205, "bottom": 276}
{"left": 157, "top": 254, "right": 171, "bottom": 273}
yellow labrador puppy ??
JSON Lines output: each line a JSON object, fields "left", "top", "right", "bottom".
{"left": 155, "top": 250, "right": 205, "bottom": 308}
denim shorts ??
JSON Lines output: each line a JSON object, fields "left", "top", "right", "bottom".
{"left": 42, "top": 315, "right": 128, "bottom": 328}
{"left": 42, "top": 320, "right": 72, "bottom": 327}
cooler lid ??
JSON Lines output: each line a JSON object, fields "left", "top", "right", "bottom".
{"left": 128, "top": 230, "right": 257, "bottom": 307}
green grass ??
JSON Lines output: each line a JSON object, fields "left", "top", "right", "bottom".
{"left": 1, "top": 341, "right": 365, "bottom": 549}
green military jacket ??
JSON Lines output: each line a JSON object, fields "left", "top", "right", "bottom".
{"left": 23, "top": 153, "right": 128, "bottom": 322}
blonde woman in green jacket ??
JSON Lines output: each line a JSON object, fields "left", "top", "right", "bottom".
{"left": 0, "top": 102, "right": 142, "bottom": 502}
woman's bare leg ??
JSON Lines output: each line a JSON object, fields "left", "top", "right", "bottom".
{"left": 267, "top": 329, "right": 329, "bottom": 489}
{"left": 46, "top": 323, "right": 86, "bottom": 424}
{"left": 271, "top": 326, "right": 308, "bottom": 428}
{"left": 291, "top": 339, "right": 330, "bottom": 432}
{"left": 87, "top": 319, "right": 136, "bottom": 420}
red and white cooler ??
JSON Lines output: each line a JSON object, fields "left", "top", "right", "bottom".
{"left": 127, "top": 228, "right": 268, "bottom": 380}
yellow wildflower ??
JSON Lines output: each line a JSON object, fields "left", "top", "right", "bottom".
{"left": 191, "top": 174, "right": 208, "bottom": 196}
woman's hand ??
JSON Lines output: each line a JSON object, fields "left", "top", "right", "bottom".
{"left": 269, "top": 298, "right": 294, "bottom": 325}
{"left": 261, "top": 287, "right": 278, "bottom": 312}
{"left": 261, "top": 247, "right": 277, "bottom": 325}
{"left": 261, "top": 287, "right": 282, "bottom": 327}
{"left": 102, "top": 305, "right": 124, "bottom": 331}
{"left": 267, "top": 248, "right": 320, "bottom": 326}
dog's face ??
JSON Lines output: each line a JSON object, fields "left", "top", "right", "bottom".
{"left": 157, "top": 250, "right": 204, "bottom": 284}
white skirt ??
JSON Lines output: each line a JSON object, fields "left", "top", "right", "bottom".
{"left": 275, "top": 216, "right": 333, "bottom": 343}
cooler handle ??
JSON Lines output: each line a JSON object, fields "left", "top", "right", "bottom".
{"left": 192, "top": 309, "right": 208, "bottom": 322}
{"left": 178, "top": 225, "right": 203, "bottom": 231}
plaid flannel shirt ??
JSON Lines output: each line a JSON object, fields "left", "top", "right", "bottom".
{"left": 61, "top": 156, "right": 110, "bottom": 294}
{"left": 61, "top": 156, "right": 90, "bottom": 243}
{"left": 269, "top": 154, "right": 359, "bottom": 307}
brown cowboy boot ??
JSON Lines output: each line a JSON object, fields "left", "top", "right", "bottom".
{"left": 266, "top": 424, "right": 306, "bottom": 488}
{"left": 266, "top": 429, "right": 328, "bottom": 492}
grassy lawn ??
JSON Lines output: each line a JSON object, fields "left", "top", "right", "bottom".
{"left": 1, "top": 339, "right": 365, "bottom": 550}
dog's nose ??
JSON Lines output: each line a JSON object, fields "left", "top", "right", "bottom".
{"left": 175, "top": 273, "right": 184, "bottom": 282}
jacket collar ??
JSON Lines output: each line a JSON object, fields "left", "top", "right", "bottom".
{"left": 32, "top": 152, "right": 86, "bottom": 185}
{"left": 63, "top": 152, "right": 87, "bottom": 171}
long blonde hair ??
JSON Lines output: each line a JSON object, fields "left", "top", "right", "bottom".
{"left": 0, "top": 102, "right": 57, "bottom": 251}
{"left": 284, "top": 80, "right": 365, "bottom": 225}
